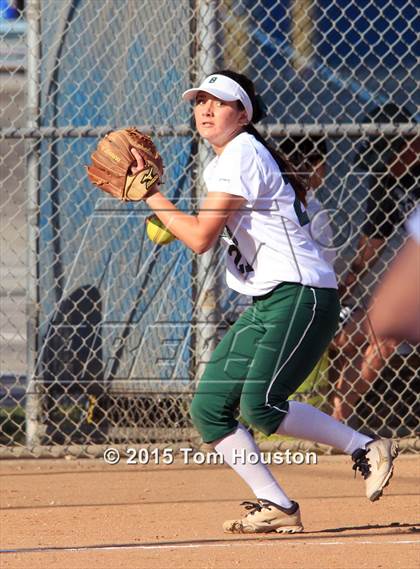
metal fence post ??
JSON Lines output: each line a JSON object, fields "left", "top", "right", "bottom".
{"left": 25, "top": 0, "right": 42, "bottom": 446}
{"left": 194, "top": 0, "right": 223, "bottom": 381}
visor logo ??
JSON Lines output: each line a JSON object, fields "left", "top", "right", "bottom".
{"left": 208, "top": 77, "right": 217, "bottom": 83}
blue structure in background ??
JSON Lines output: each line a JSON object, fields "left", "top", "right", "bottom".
{"left": 38, "top": 0, "right": 194, "bottom": 389}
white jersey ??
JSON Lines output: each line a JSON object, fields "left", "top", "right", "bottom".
{"left": 203, "top": 132, "right": 337, "bottom": 295}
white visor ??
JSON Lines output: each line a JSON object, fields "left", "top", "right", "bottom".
{"left": 182, "top": 74, "right": 253, "bottom": 122}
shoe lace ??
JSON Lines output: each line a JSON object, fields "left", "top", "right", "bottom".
{"left": 240, "top": 500, "right": 265, "bottom": 516}
{"left": 352, "top": 448, "right": 371, "bottom": 480}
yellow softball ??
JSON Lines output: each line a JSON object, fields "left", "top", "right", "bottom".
{"left": 146, "top": 215, "right": 176, "bottom": 245}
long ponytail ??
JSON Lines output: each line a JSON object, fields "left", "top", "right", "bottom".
{"left": 215, "top": 70, "right": 309, "bottom": 206}
{"left": 244, "top": 123, "right": 308, "bottom": 206}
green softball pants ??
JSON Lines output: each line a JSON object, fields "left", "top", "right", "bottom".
{"left": 190, "top": 282, "right": 340, "bottom": 443}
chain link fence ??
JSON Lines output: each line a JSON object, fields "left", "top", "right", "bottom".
{"left": 1, "top": 0, "right": 418, "bottom": 456}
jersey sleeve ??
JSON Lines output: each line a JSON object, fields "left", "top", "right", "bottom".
{"left": 204, "top": 142, "right": 261, "bottom": 204}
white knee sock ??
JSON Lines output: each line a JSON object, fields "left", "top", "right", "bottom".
{"left": 214, "top": 423, "right": 293, "bottom": 508}
{"left": 276, "top": 401, "right": 372, "bottom": 454}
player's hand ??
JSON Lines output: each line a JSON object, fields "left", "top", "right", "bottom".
{"left": 130, "top": 147, "right": 146, "bottom": 175}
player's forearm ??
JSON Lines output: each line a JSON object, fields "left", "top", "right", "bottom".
{"left": 144, "top": 190, "right": 215, "bottom": 253}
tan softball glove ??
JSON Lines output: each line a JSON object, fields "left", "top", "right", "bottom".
{"left": 86, "top": 127, "right": 164, "bottom": 201}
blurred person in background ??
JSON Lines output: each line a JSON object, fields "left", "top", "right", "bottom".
{"left": 332, "top": 103, "right": 419, "bottom": 421}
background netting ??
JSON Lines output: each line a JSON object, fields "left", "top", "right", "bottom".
{"left": 1, "top": 0, "right": 418, "bottom": 455}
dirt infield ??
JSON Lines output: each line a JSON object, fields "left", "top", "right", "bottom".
{"left": 1, "top": 453, "right": 419, "bottom": 569}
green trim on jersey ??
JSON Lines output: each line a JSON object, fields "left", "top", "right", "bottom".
{"left": 190, "top": 282, "right": 340, "bottom": 443}
{"left": 293, "top": 195, "right": 310, "bottom": 226}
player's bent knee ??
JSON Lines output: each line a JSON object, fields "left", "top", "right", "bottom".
{"left": 189, "top": 395, "right": 226, "bottom": 433}
{"left": 190, "top": 394, "right": 238, "bottom": 443}
{"left": 239, "top": 401, "right": 275, "bottom": 437}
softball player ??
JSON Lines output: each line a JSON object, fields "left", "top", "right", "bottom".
{"left": 132, "top": 70, "right": 398, "bottom": 534}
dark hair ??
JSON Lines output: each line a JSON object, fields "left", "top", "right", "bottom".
{"left": 215, "top": 69, "right": 309, "bottom": 206}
